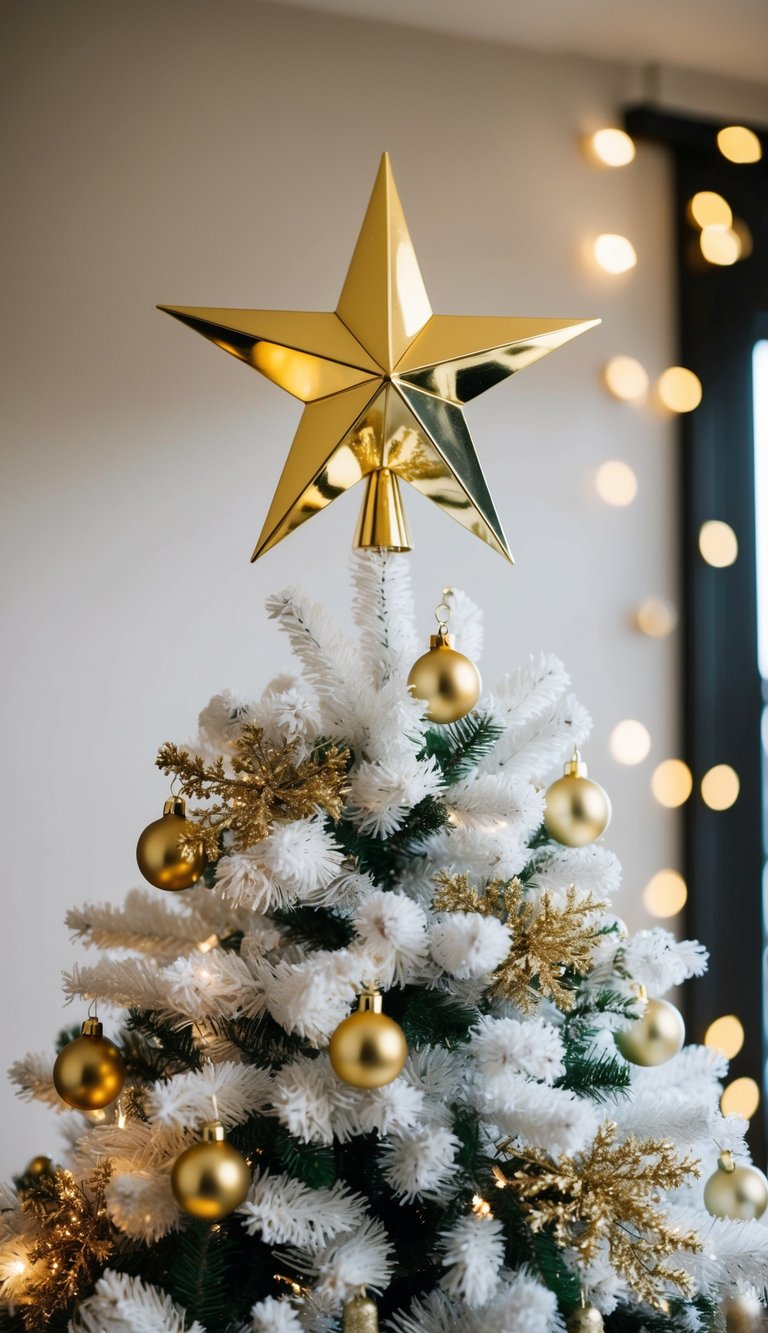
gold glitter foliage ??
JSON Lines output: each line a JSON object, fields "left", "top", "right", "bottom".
{"left": 504, "top": 1123, "right": 700, "bottom": 1305}
{"left": 19, "top": 1163, "right": 115, "bottom": 1330}
{"left": 156, "top": 725, "right": 349, "bottom": 858}
{"left": 432, "top": 874, "right": 605, "bottom": 1011}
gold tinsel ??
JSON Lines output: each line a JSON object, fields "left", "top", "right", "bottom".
{"left": 156, "top": 725, "right": 349, "bottom": 858}
{"left": 19, "top": 1162, "right": 115, "bottom": 1330}
{"left": 502, "top": 1122, "right": 700, "bottom": 1306}
{"left": 433, "top": 874, "right": 605, "bottom": 1011}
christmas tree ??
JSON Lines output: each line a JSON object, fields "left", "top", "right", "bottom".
{"left": 2, "top": 157, "right": 767, "bottom": 1332}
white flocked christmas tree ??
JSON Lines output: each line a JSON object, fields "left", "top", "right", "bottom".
{"left": 2, "top": 551, "right": 767, "bottom": 1333}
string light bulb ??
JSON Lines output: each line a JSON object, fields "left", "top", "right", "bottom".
{"left": 687, "top": 191, "right": 733, "bottom": 229}
{"left": 642, "top": 870, "right": 687, "bottom": 918}
{"left": 610, "top": 719, "right": 651, "bottom": 765}
{"left": 651, "top": 759, "right": 693, "bottom": 808}
{"left": 595, "top": 460, "right": 638, "bottom": 506}
{"left": 700, "top": 226, "right": 742, "bottom": 266}
{"left": 602, "top": 356, "right": 648, "bottom": 402}
{"left": 717, "top": 126, "right": 762, "bottom": 164}
{"left": 634, "top": 597, "right": 678, "bottom": 638}
{"left": 704, "top": 1015, "right": 745, "bottom": 1060}
{"left": 588, "top": 128, "right": 636, "bottom": 167}
{"left": 701, "top": 764, "right": 740, "bottom": 811}
{"left": 699, "top": 520, "right": 738, "bottom": 568}
{"left": 657, "top": 367, "right": 702, "bottom": 413}
{"left": 721, "top": 1077, "right": 761, "bottom": 1120}
{"left": 593, "top": 234, "right": 637, "bottom": 275}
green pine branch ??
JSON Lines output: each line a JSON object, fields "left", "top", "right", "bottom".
{"left": 421, "top": 712, "right": 505, "bottom": 783}
{"left": 556, "top": 1047, "right": 632, "bottom": 1103}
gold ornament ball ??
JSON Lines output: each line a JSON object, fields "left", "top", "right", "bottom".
{"left": 53, "top": 1019, "right": 126, "bottom": 1111}
{"left": 171, "top": 1121, "right": 251, "bottom": 1220}
{"left": 615, "top": 997, "right": 685, "bottom": 1067}
{"left": 705, "top": 1154, "right": 768, "bottom": 1221}
{"left": 343, "top": 1294, "right": 379, "bottom": 1333}
{"left": 24, "top": 1155, "right": 55, "bottom": 1180}
{"left": 407, "top": 635, "right": 481, "bottom": 724}
{"left": 136, "top": 796, "right": 207, "bottom": 892}
{"left": 329, "top": 993, "right": 407, "bottom": 1089}
{"left": 544, "top": 754, "right": 611, "bottom": 847}
{"left": 567, "top": 1308, "right": 605, "bottom": 1332}
{"left": 722, "top": 1293, "right": 767, "bottom": 1331}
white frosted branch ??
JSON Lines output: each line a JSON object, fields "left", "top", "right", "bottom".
{"left": 146, "top": 1061, "right": 273, "bottom": 1130}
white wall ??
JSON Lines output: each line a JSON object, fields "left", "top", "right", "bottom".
{"left": 0, "top": 0, "right": 696, "bottom": 1174}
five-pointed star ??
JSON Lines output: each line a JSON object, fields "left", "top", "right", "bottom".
{"left": 159, "top": 154, "right": 598, "bottom": 562}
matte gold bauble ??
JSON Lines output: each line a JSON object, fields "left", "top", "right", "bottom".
{"left": 615, "top": 997, "right": 685, "bottom": 1067}
{"left": 567, "top": 1307, "right": 605, "bottom": 1332}
{"left": 544, "top": 752, "right": 611, "bottom": 847}
{"left": 24, "top": 1155, "right": 55, "bottom": 1180}
{"left": 52, "top": 1018, "right": 126, "bottom": 1111}
{"left": 407, "top": 632, "right": 481, "bottom": 724}
{"left": 343, "top": 1293, "right": 379, "bottom": 1333}
{"left": 136, "top": 796, "right": 207, "bottom": 891}
{"left": 704, "top": 1152, "right": 768, "bottom": 1221}
{"left": 329, "top": 989, "right": 407, "bottom": 1089}
{"left": 171, "top": 1121, "right": 251, "bottom": 1220}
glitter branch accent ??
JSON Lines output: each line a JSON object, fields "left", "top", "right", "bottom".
{"left": 19, "top": 1163, "right": 115, "bottom": 1330}
{"left": 156, "top": 725, "right": 349, "bottom": 857}
{"left": 503, "top": 1122, "right": 701, "bottom": 1305}
{"left": 432, "top": 873, "right": 605, "bottom": 1011}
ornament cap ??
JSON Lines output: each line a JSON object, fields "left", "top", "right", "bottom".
{"left": 200, "top": 1119, "right": 227, "bottom": 1143}
{"left": 429, "top": 631, "right": 455, "bottom": 649}
{"left": 718, "top": 1150, "right": 737, "bottom": 1174}
{"left": 564, "top": 749, "right": 588, "bottom": 778}
{"left": 354, "top": 467, "right": 412, "bottom": 552}
{"left": 81, "top": 1017, "right": 103, "bottom": 1039}
{"left": 163, "top": 796, "right": 187, "bottom": 818}
{"left": 358, "top": 987, "right": 384, "bottom": 1015}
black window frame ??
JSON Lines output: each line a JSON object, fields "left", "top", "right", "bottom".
{"left": 624, "top": 105, "right": 768, "bottom": 1162}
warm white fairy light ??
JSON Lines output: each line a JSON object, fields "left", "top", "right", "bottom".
{"left": 657, "top": 367, "right": 702, "bottom": 413}
{"left": 700, "top": 226, "right": 741, "bottom": 266}
{"left": 704, "top": 1014, "right": 745, "bottom": 1060}
{"left": 589, "top": 128, "right": 636, "bottom": 167}
{"left": 603, "top": 355, "right": 649, "bottom": 402}
{"left": 701, "top": 764, "right": 740, "bottom": 811}
{"left": 593, "top": 233, "right": 637, "bottom": 274}
{"left": 699, "top": 520, "right": 738, "bottom": 568}
{"left": 651, "top": 759, "right": 693, "bottom": 808}
{"left": 717, "top": 125, "right": 762, "bottom": 164}
{"left": 688, "top": 191, "right": 733, "bottom": 230}
{"left": 610, "top": 719, "right": 651, "bottom": 765}
{"left": 643, "top": 870, "right": 688, "bottom": 918}
{"left": 635, "top": 598, "right": 678, "bottom": 638}
{"left": 595, "top": 460, "right": 638, "bottom": 506}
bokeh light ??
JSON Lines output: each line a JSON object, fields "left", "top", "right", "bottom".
{"left": 699, "top": 520, "right": 738, "bottom": 568}
{"left": 643, "top": 870, "right": 688, "bottom": 918}
{"left": 593, "top": 234, "right": 637, "bottom": 275}
{"left": 704, "top": 1015, "right": 745, "bottom": 1060}
{"left": 701, "top": 764, "right": 740, "bottom": 811}
{"left": 732, "top": 217, "right": 754, "bottom": 260}
{"left": 657, "top": 366, "right": 703, "bottom": 413}
{"left": 688, "top": 191, "right": 732, "bottom": 229}
{"left": 610, "top": 719, "right": 651, "bottom": 765}
{"left": 635, "top": 598, "right": 678, "bottom": 638}
{"left": 651, "top": 759, "right": 693, "bottom": 808}
{"left": 595, "top": 460, "right": 638, "bottom": 507}
{"left": 590, "top": 128, "right": 637, "bottom": 167}
{"left": 717, "top": 126, "right": 763, "bottom": 164}
{"left": 603, "top": 356, "right": 649, "bottom": 402}
{"left": 700, "top": 226, "right": 742, "bottom": 266}
{"left": 721, "top": 1077, "right": 761, "bottom": 1119}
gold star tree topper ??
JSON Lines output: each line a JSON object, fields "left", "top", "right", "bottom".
{"left": 159, "top": 155, "right": 598, "bottom": 562}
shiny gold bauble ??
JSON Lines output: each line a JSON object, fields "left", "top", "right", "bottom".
{"left": 544, "top": 752, "right": 611, "bottom": 847}
{"left": 24, "top": 1155, "right": 55, "bottom": 1180}
{"left": 407, "top": 632, "right": 481, "bottom": 724}
{"left": 615, "top": 997, "right": 685, "bottom": 1067}
{"left": 722, "top": 1293, "right": 767, "bottom": 1331}
{"left": 136, "top": 796, "right": 207, "bottom": 891}
{"left": 705, "top": 1152, "right": 768, "bottom": 1221}
{"left": 567, "top": 1308, "right": 605, "bottom": 1332}
{"left": 52, "top": 1019, "right": 126, "bottom": 1110}
{"left": 343, "top": 1293, "right": 379, "bottom": 1333}
{"left": 329, "top": 990, "right": 407, "bottom": 1089}
{"left": 171, "top": 1121, "right": 250, "bottom": 1219}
